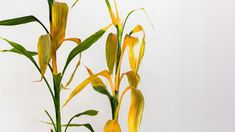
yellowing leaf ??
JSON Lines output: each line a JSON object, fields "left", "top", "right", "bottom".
{"left": 128, "top": 89, "right": 144, "bottom": 132}
{"left": 106, "top": 33, "right": 118, "bottom": 74}
{"left": 37, "top": 34, "right": 51, "bottom": 78}
{"left": 50, "top": 1, "right": 69, "bottom": 55}
{"left": 63, "top": 70, "right": 113, "bottom": 107}
{"left": 137, "top": 36, "right": 145, "bottom": 72}
{"left": 130, "top": 25, "right": 144, "bottom": 35}
{"left": 104, "top": 120, "right": 121, "bottom": 132}
{"left": 86, "top": 67, "right": 106, "bottom": 88}
{"left": 129, "top": 25, "right": 146, "bottom": 72}
{"left": 125, "top": 35, "right": 139, "bottom": 72}
{"left": 105, "top": 0, "right": 121, "bottom": 28}
{"left": 65, "top": 59, "right": 81, "bottom": 87}
{"left": 126, "top": 71, "right": 140, "bottom": 88}
{"left": 64, "top": 38, "right": 81, "bottom": 45}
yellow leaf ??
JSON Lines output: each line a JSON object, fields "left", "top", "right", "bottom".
{"left": 130, "top": 25, "right": 144, "bottom": 35}
{"left": 105, "top": 0, "right": 121, "bottom": 28}
{"left": 63, "top": 70, "right": 114, "bottom": 107}
{"left": 125, "top": 35, "right": 139, "bottom": 72}
{"left": 64, "top": 38, "right": 81, "bottom": 45}
{"left": 126, "top": 71, "right": 140, "bottom": 88}
{"left": 137, "top": 36, "right": 145, "bottom": 72}
{"left": 106, "top": 33, "right": 118, "bottom": 74}
{"left": 37, "top": 34, "right": 51, "bottom": 78}
{"left": 85, "top": 66, "right": 106, "bottom": 88}
{"left": 104, "top": 120, "right": 121, "bottom": 132}
{"left": 128, "top": 89, "right": 144, "bottom": 132}
{"left": 50, "top": 1, "right": 69, "bottom": 55}
{"left": 129, "top": 25, "right": 146, "bottom": 72}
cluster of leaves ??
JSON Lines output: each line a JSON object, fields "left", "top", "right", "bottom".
{"left": 63, "top": 0, "right": 149, "bottom": 132}
{"left": 0, "top": 0, "right": 149, "bottom": 131}
{"left": 0, "top": 0, "right": 110, "bottom": 132}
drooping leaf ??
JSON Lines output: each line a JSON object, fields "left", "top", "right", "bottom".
{"left": 63, "top": 70, "right": 112, "bottom": 107}
{"left": 64, "top": 110, "right": 98, "bottom": 132}
{"left": 0, "top": 48, "right": 37, "bottom": 56}
{"left": 64, "top": 38, "right": 81, "bottom": 45}
{"left": 130, "top": 25, "right": 144, "bottom": 35}
{"left": 44, "top": 110, "right": 56, "bottom": 132}
{"left": 128, "top": 89, "right": 144, "bottom": 132}
{"left": 124, "top": 35, "right": 139, "bottom": 72}
{"left": 137, "top": 35, "right": 145, "bottom": 72}
{"left": 62, "top": 25, "right": 111, "bottom": 74}
{"left": 37, "top": 34, "right": 51, "bottom": 78}
{"left": 106, "top": 33, "right": 118, "bottom": 74}
{"left": 85, "top": 67, "right": 111, "bottom": 97}
{"left": 0, "top": 15, "right": 49, "bottom": 34}
{"left": 129, "top": 25, "right": 146, "bottom": 72}
{"left": 125, "top": 71, "right": 140, "bottom": 88}
{"left": 74, "top": 110, "right": 98, "bottom": 118}
{"left": 63, "top": 38, "right": 82, "bottom": 87}
{"left": 104, "top": 120, "right": 121, "bottom": 132}
{"left": 50, "top": 1, "right": 69, "bottom": 55}
{"left": 65, "top": 59, "right": 81, "bottom": 87}
{"left": 0, "top": 37, "right": 40, "bottom": 71}
{"left": 64, "top": 123, "right": 94, "bottom": 132}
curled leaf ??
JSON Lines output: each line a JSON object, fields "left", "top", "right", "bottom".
{"left": 63, "top": 70, "right": 112, "bottom": 107}
{"left": 125, "top": 35, "right": 139, "bottom": 72}
{"left": 85, "top": 67, "right": 112, "bottom": 97}
{"left": 37, "top": 34, "right": 51, "bottom": 78}
{"left": 126, "top": 71, "right": 140, "bottom": 88}
{"left": 106, "top": 33, "right": 118, "bottom": 74}
{"left": 128, "top": 89, "right": 144, "bottom": 132}
{"left": 64, "top": 38, "right": 81, "bottom": 45}
{"left": 50, "top": 1, "right": 69, "bottom": 55}
{"left": 104, "top": 120, "right": 121, "bottom": 132}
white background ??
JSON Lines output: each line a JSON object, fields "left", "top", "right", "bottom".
{"left": 0, "top": 0, "right": 234, "bottom": 132}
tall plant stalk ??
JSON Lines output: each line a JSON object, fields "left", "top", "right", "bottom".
{"left": 0, "top": 0, "right": 110, "bottom": 131}
{"left": 63, "top": 0, "right": 149, "bottom": 132}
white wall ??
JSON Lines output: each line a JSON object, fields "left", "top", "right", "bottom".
{"left": 0, "top": 0, "right": 234, "bottom": 132}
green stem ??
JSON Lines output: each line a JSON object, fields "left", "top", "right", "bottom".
{"left": 53, "top": 74, "right": 62, "bottom": 132}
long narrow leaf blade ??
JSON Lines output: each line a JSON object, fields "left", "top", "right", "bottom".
{"left": 0, "top": 48, "right": 37, "bottom": 56}
{"left": 0, "top": 37, "right": 39, "bottom": 70}
{"left": 63, "top": 25, "right": 111, "bottom": 74}
{"left": 64, "top": 123, "right": 94, "bottom": 132}
{"left": 0, "top": 16, "right": 49, "bottom": 34}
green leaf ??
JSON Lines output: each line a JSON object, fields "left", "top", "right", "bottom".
{"left": 48, "top": 0, "right": 53, "bottom": 22}
{"left": 63, "top": 123, "right": 94, "bottom": 132}
{"left": 0, "top": 48, "right": 37, "bottom": 56}
{"left": 62, "top": 28, "right": 107, "bottom": 74}
{"left": 0, "top": 15, "right": 49, "bottom": 34}
{"left": 74, "top": 110, "right": 98, "bottom": 118}
{"left": 72, "top": 0, "right": 80, "bottom": 8}
{"left": 64, "top": 110, "right": 98, "bottom": 132}
{"left": 0, "top": 37, "right": 40, "bottom": 71}
{"left": 44, "top": 110, "right": 56, "bottom": 132}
